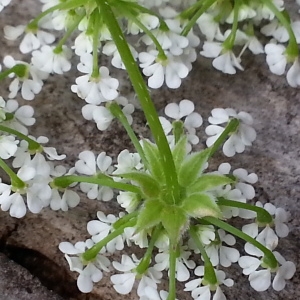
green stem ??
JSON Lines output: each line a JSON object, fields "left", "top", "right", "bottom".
{"left": 180, "top": 0, "right": 204, "bottom": 19}
{"left": 217, "top": 198, "right": 273, "bottom": 224}
{"left": 203, "top": 216, "right": 278, "bottom": 269}
{"left": 0, "top": 158, "right": 25, "bottom": 188}
{"left": 82, "top": 218, "right": 137, "bottom": 261}
{"left": 136, "top": 225, "right": 162, "bottom": 274}
{"left": 54, "top": 13, "right": 85, "bottom": 53}
{"left": 209, "top": 118, "right": 239, "bottom": 157}
{"left": 107, "top": 101, "right": 148, "bottom": 167}
{"left": 0, "top": 64, "right": 27, "bottom": 81}
{"left": 167, "top": 240, "right": 177, "bottom": 300}
{"left": 262, "top": 0, "right": 298, "bottom": 58}
{"left": 28, "top": 0, "right": 88, "bottom": 27}
{"left": 53, "top": 174, "right": 141, "bottom": 193}
{"left": 181, "top": 0, "right": 217, "bottom": 36}
{"left": 115, "top": 2, "right": 167, "bottom": 59}
{"left": 0, "top": 125, "right": 40, "bottom": 150}
{"left": 113, "top": 211, "right": 139, "bottom": 229}
{"left": 223, "top": 0, "right": 240, "bottom": 50}
{"left": 96, "top": 1, "right": 180, "bottom": 202}
{"left": 91, "top": 9, "right": 101, "bottom": 78}
{"left": 190, "top": 226, "right": 217, "bottom": 285}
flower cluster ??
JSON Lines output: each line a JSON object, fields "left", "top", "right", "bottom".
{"left": 0, "top": 1, "right": 297, "bottom": 300}
{"left": 54, "top": 101, "right": 295, "bottom": 299}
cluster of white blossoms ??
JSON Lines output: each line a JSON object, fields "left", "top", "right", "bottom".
{"left": 57, "top": 101, "right": 296, "bottom": 298}
{"left": 0, "top": 1, "right": 297, "bottom": 300}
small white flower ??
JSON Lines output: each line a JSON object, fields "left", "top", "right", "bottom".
{"left": 139, "top": 50, "right": 189, "bottom": 89}
{"left": 72, "top": 54, "right": 119, "bottom": 104}
{"left": 59, "top": 239, "right": 110, "bottom": 293}
{"left": 142, "top": 19, "right": 189, "bottom": 56}
{"left": 111, "top": 254, "right": 162, "bottom": 296}
{"left": 197, "top": 13, "right": 224, "bottom": 41}
{"left": 206, "top": 108, "right": 256, "bottom": 157}
{"left": 127, "top": 13, "right": 159, "bottom": 35}
{"left": 103, "top": 41, "right": 138, "bottom": 70}
{"left": 0, "top": 135, "right": 18, "bottom": 159}
{"left": 75, "top": 151, "right": 114, "bottom": 201}
{"left": 185, "top": 266, "right": 233, "bottom": 300}
{"left": 2, "top": 98, "right": 35, "bottom": 135}
{"left": 87, "top": 211, "right": 127, "bottom": 254}
{"left": 117, "top": 191, "right": 140, "bottom": 213}
{"left": 212, "top": 50, "right": 244, "bottom": 75}
{"left": 4, "top": 24, "right": 55, "bottom": 53}
{"left": 205, "top": 229, "right": 240, "bottom": 267}
{"left": 73, "top": 31, "right": 93, "bottom": 56}
{"left": 31, "top": 45, "right": 72, "bottom": 74}
{"left": 154, "top": 247, "right": 195, "bottom": 282}
{"left": 113, "top": 149, "right": 143, "bottom": 175}
{"left": 272, "top": 252, "right": 296, "bottom": 291}
{"left": 286, "top": 59, "right": 300, "bottom": 88}
{"left": 3, "top": 55, "right": 48, "bottom": 100}
{"left": 0, "top": 0, "right": 11, "bottom": 12}
{"left": 265, "top": 43, "right": 287, "bottom": 75}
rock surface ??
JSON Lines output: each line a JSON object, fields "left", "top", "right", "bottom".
{"left": 0, "top": 1, "right": 299, "bottom": 300}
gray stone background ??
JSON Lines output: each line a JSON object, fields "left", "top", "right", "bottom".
{"left": 0, "top": 0, "right": 299, "bottom": 299}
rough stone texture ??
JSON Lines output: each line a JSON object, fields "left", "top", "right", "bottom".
{"left": 0, "top": 253, "right": 63, "bottom": 300}
{"left": 0, "top": 1, "right": 299, "bottom": 300}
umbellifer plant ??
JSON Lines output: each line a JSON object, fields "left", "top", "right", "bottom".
{"left": 0, "top": 0, "right": 298, "bottom": 299}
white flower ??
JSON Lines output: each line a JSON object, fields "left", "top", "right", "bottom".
{"left": 200, "top": 41, "right": 223, "bottom": 58}
{"left": 286, "top": 59, "right": 300, "bottom": 88}
{"left": 0, "top": 135, "right": 18, "bottom": 159}
{"left": 154, "top": 247, "right": 195, "bottom": 282}
{"left": 140, "top": 287, "right": 172, "bottom": 300}
{"left": 188, "top": 225, "right": 215, "bottom": 248}
{"left": 206, "top": 108, "right": 256, "bottom": 157}
{"left": 4, "top": 24, "right": 55, "bottom": 53}
{"left": 272, "top": 252, "right": 296, "bottom": 291}
{"left": 164, "top": 99, "right": 203, "bottom": 131}
{"left": 185, "top": 266, "right": 233, "bottom": 300}
{"left": 142, "top": 19, "right": 189, "bottom": 56}
{"left": 127, "top": 13, "right": 159, "bottom": 35}
{"left": 0, "top": 0, "right": 11, "bottom": 12}
{"left": 59, "top": 240, "right": 110, "bottom": 293}
{"left": 117, "top": 191, "right": 140, "bottom": 213}
{"left": 113, "top": 149, "right": 143, "bottom": 175}
{"left": 87, "top": 211, "right": 126, "bottom": 253}
{"left": 2, "top": 98, "right": 35, "bottom": 135}
{"left": 265, "top": 43, "right": 287, "bottom": 75}
{"left": 205, "top": 229, "right": 240, "bottom": 267}
{"left": 31, "top": 45, "right": 72, "bottom": 74}
{"left": 3, "top": 55, "right": 48, "bottom": 100}
{"left": 226, "top": 4, "right": 256, "bottom": 23}
{"left": 73, "top": 31, "right": 93, "bottom": 56}
{"left": 75, "top": 151, "right": 114, "bottom": 201}
{"left": 239, "top": 251, "right": 295, "bottom": 292}
{"left": 82, "top": 97, "right": 134, "bottom": 130}
{"left": 212, "top": 50, "right": 244, "bottom": 75}
{"left": 0, "top": 163, "right": 52, "bottom": 217}
{"left": 103, "top": 41, "right": 138, "bottom": 70}
{"left": 197, "top": 13, "right": 224, "bottom": 41}
{"left": 111, "top": 254, "right": 162, "bottom": 296}
{"left": 139, "top": 50, "right": 189, "bottom": 89}
{"left": 72, "top": 54, "right": 119, "bottom": 103}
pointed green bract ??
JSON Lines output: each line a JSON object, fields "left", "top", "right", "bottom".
{"left": 161, "top": 206, "right": 188, "bottom": 243}
{"left": 116, "top": 172, "right": 160, "bottom": 198}
{"left": 188, "top": 174, "right": 234, "bottom": 195}
{"left": 171, "top": 136, "right": 187, "bottom": 171}
{"left": 178, "top": 148, "right": 211, "bottom": 187}
{"left": 142, "top": 139, "right": 165, "bottom": 183}
{"left": 181, "top": 193, "right": 222, "bottom": 218}
{"left": 136, "top": 199, "right": 164, "bottom": 231}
